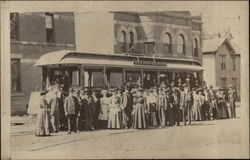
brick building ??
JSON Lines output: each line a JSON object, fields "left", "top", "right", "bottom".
{"left": 11, "top": 12, "right": 75, "bottom": 115}
{"left": 203, "top": 37, "right": 241, "bottom": 99}
{"left": 36, "top": 11, "right": 203, "bottom": 97}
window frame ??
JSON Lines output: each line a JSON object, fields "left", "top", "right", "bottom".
{"left": 45, "top": 13, "right": 55, "bottom": 43}
{"left": 177, "top": 34, "right": 185, "bottom": 54}
{"left": 193, "top": 38, "right": 198, "bottom": 57}
{"left": 232, "top": 57, "right": 236, "bottom": 71}
{"left": 11, "top": 58, "right": 21, "bottom": 93}
{"left": 10, "top": 13, "right": 19, "bottom": 40}
{"left": 163, "top": 33, "right": 172, "bottom": 54}
{"left": 220, "top": 55, "right": 226, "bottom": 70}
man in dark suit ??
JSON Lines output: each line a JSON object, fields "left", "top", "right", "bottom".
{"left": 64, "top": 88, "right": 80, "bottom": 134}
{"left": 180, "top": 84, "right": 193, "bottom": 125}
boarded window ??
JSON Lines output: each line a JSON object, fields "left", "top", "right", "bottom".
{"left": 144, "top": 42, "right": 155, "bottom": 55}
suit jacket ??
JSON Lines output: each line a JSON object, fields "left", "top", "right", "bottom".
{"left": 64, "top": 95, "right": 79, "bottom": 115}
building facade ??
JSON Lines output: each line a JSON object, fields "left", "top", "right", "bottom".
{"left": 11, "top": 12, "right": 75, "bottom": 115}
{"left": 203, "top": 37, "right": 241, "bottom": 99}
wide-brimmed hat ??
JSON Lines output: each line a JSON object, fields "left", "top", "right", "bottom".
{"left": 40, "top": 90, "right": 48, "bottom": 96}
{"left": 101, "top": 89, "right": 108, "bottom": 95}
{"left": 148, "top": 88, "right": 154, "bottom": 92}
{"left": 84, "top": 87, "right": 90, "bottom": 92}
{"left": 228, "top": 84, "right": 233, "bottom": 88}
{"left": 109, "top": 87, "right": 117, "bottom": 92}
{"left": 131, "top": 88, "right": 137, "bottom": 94}
{"left": 137, "top": 87, "right": 144, "bottom": 92}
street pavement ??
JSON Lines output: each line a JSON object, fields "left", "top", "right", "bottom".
{"left": 11, "top": 106, "right": 249, "bottom": 159}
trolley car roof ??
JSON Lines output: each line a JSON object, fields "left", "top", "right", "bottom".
{"left": 35, "top": 50, "right": 204, "bottom": 71}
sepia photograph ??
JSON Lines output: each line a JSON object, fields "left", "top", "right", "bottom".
{"left": 1, "top": 1, "right": 249, "bottom": 159}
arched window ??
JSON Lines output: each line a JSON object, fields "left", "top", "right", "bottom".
{"left": 193, "top": 38, "right": 198, "bottom": 57}
{"left": 120, "top": 31, "right": 127, "bottom": 53}
{"left": 120, "top": 31, "right": 126, "bottom": 43}
{"left": 177, "top": 34, "right": 185, "bottom": 54}
{"left": 163, "top": 33, "right": 172, "bottom": 54}
{"left": 128, "top": 32, "right": 134, "bottom": 52}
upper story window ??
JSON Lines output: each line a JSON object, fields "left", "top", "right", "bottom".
{"left": 177, "top": 34, "right": 185, "bottom": 54}
{"left": 128, "top": 32, "right": 135, "bottom": 53}
{"left": 10, "top": 13, "right": 19, "bottom": 40}
{"left": 232, "top": 57, "right": 236, "bottom": 71}
{"left": 193, "top": 38, "right": 198, "bottom": 57}
{"left": 144, "top": 42, "right": 155, "bottom": 55}
{"left": 163, "top": 33, "right": 172, "bottom": 54}
{"left": 45, "top": 13, "right": 55, "bottom": 43}
{"left": 11, "top": 58, "right": 21, "bottom": 93}
{"left": 120, "top": 31, "right": 127, "bottom": 53}
{"left": 220, "top": 55, "right": 226, "bottom": 70}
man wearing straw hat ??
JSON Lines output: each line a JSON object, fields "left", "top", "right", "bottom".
{"left": 64, "top": 88, "right": 80, "bottom": 134}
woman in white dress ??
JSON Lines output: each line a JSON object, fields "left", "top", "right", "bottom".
{"left": 107, "top": 88, "right": 121, "bottom": 129}
{"left": 99, "top": 89, "right": 109, "bottom": 129}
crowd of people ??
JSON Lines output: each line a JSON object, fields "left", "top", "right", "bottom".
{"left": 36, "top": 81, "right": 238, "bottom": 136}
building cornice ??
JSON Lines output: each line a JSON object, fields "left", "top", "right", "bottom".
{"left": 11, "top": 40, "right": 75, "bottom": 48}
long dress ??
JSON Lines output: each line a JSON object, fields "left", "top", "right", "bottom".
{"left": 82, "top": 95, "right": 95, "bottom": 130}
{"left": 108, "top": 95, "right": 121, "bottom": 129}
{"left": 217, "top": 93, "right": 228, "bottom": 119}
{"left": 193, "top": 93, "right": 202, "bottom": 121}
{"left": 166, "top": 95, "right": 175, "bottom": 126}
{"left": 36, "top": 99, "right": 50, "bottom": 136}
{"left": 99, "top": 96, "right": 109, "bottom": 129}
{"left": 147, "top": 94, "right": 158, "bottom": 127}
{"left": 132, "top": 96, "right": 148, "bottom": 129}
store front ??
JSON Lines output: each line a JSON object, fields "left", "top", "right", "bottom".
{"left": 35, "top": 50, "right": 204, "bottom": 91}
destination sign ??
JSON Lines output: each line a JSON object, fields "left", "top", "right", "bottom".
{"left": 133, "top": 60, "right": 167, "bottom": 66}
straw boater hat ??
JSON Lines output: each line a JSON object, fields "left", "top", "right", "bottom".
{"left": 148, "top": 88, "right": 154, "bottom": 92}
{"left": 109, "top": 87, "right": 117, "bottom": 92}
{"left": 101, "top": 89, "right": 108, "bottom": 95}
{"left": 131, "top": 88, "right": 137, "bottom": 94}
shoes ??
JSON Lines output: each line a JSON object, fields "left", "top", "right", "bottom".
{"left": 68, "top": 131, "right": 71, "bottom": 134}
{"left": 76, "top": 130, "right": 80, "bottom": 134}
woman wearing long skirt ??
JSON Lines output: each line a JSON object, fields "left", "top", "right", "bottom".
{"left": 166, "top": 89, "right": 175, "bottom": 126}
{"left": 108, "top": 88, "right": 121, "bottom": 129}
{"left": 216, "top": 89, "right": 228, "bottom": 119}
{"left": 147, "top": 88, "right": 158, "bottom": 127}
{"left": 132, "top": 88, "right": 148, "bottom": 129}
{"left": 36, "top": 90, "right": 50, "bottom": 136}
{"left": 98, "top": 89, "right": 109, "bottom": 129}
{"left": 193, "top": 89, "right": 203, "bottom": 121}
